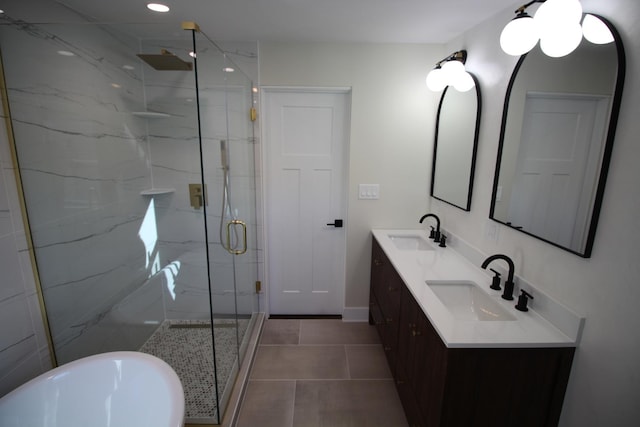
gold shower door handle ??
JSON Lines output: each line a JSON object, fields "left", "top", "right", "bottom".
{"left": 226, "top": 220, "right": 247, "bottom": 255}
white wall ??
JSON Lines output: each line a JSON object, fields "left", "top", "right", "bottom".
{"left": 259, "top": 42, "right": 442, "bottom": 307}
{"left": 437, "top": 1, "right": 640, "bottom": 425}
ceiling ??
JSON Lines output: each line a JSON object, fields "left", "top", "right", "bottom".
{"left": 5, "top": 0, "right": 517, "bottom": 44}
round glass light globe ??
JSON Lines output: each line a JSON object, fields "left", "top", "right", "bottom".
{"left": 540, "top": 21, "right": 583, "bottom": 57}
{"left": 582, "top": 14, "right": 614, "bottom": 44}
{"left": 441, "top": 59, "right": 465, "bottom": 76}
{"left": 426, "top": 68, "right": 447, "bottom": 92}
{"left": 500, "top": 15, "right": 539, "bottom": 56}
{"left": 452, "top": 71, "right": 475, "bottom": 92}
{"left": 554, "top": 0, "right": 583, "bottom": 22}
{"left": 535, "top": 0, "right": 582, "bottom": 31}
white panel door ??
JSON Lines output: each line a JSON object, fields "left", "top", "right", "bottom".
{"left": 263, "top": 88, "right": 350, "bottom": 315}
{"left": 508, "top": 93, "right": 608, "bottom": 249}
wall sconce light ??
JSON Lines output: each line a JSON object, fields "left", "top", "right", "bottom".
{"left": 426, "top": 50, "right": 475, "bottom": 92}
{"left": 500, "top": 0, "right": 593, "bottom": 58}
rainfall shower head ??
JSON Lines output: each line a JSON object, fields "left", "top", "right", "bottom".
{"left": 137, "top": 49, "right": 193, "bottom": 71}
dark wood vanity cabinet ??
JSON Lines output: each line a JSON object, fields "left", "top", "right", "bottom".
{"left": 369, "top": 238, "right": 575, "bottom": 427}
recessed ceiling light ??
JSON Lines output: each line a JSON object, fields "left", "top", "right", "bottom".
{"left": 111, "top": 83, "right": 122, "bottom": 89}
{"left": 223, "top": 67, "right": 235, "bottom": 73}
{"left": 147, "top": 3, "right": 170, "bottom": 13}
{"left": 189, "top": 51, "right": 196, "bottom": 58}
{"left": 122, "top": 65, "right": 135, "bottom": 70}
{"left": 0, "top": 9, "right": 5, "bottom": 14}
{"left": 57, "top": 50, "right": 75, "bottom": 56}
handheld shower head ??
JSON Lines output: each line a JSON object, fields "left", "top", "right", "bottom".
{"left": 219, "top": 139, "right": 238, "bottom": 251}
{"left": 220, "top": 140, "right": 229, "bottom": 171}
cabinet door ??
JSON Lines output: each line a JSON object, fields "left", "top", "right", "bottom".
{"left": 397, "top": 286, "right": 447, "bottom": 427}
{"left": 397, "top": 285, "right": 419, "bottom": 378}
{"left": 370, "top": 239, "right": 401, "bottom": 375}
{"left": 413, "top": 309, "right": 447, "bottom": 427}
{"left": 381, "top": 265, "right": 402, "bottom": 327}
{"left": 380, "top": 266, "right": 402, "bottom": 373}
{"left": 369, "top": 290, "right": 384, "bottom": 327}
{"left": 395, "top": 363, "right": 425, "bottom": 427}
{"left": 371, "top": 239, "right": 386, "bottom": 302}
{"left": 371, "top": 239, "right": 402, "bottom": 317}
{"left": 396, "top": 285, "right": 426, "bottom": 426}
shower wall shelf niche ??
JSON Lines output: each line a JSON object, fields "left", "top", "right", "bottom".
{"left": 140, "top": 188, "right": 175, "bottom": 196}
{"left": 132, "top": 111, "right": 172, "bottom": 119}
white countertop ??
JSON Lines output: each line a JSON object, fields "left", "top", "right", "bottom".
{"left": 372, "top": 229, "right": 579, "bottom": 348}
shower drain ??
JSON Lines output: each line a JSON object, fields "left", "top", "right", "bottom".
{"left": 168, "top": 323, "right": 236, "bottom": 329}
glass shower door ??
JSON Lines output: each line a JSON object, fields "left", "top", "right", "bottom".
{"left": 219, "top": 51, "right": 260, "bottom": 361}
{"left": 191, "top": 29, "right": 260, "bottom": 422}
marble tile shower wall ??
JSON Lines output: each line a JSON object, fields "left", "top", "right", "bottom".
{"left": 0, "top": 105, "right": 52, "bottom": 397}
{"left": 0, "top": 21, "right": 167, "bottom": 364}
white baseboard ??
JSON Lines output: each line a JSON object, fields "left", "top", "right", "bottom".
{"left": 342, "top": 307, "right": 369, "bottom": 322}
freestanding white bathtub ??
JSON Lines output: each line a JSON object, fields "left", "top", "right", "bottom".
{"left": 0, "top": 351, "right": 184, "bottom": 427}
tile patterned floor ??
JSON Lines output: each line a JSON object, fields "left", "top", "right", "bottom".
{"left": 236, "top": 319, "right": 408, "bottom": 427}
{"left": 139, "top": 318, "right": 249, "bottom": 423}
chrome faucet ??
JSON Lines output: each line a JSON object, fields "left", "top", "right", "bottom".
{"left": 419, "top": 213, "right": 441, "bottom": 242}
{"left": 481, "top": 254, "right": 516, "bottom": 300}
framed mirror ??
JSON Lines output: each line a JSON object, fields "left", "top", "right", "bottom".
{"left": 490, "top": 15, "right": 625, "bottom": 258}
{"left": 431, "top": 73, "right": 481, "bottom": 211}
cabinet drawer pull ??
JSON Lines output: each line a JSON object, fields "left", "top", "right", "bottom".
{"left": 386, "top": 318, "right": 393, "bottom": 323}
{"left": 396, "top": 380, "right": 405, "bottom": 385}
{"left": 412, "top": 330, "right": 422, "bottom": 337}
{"left": 384, "top": 346, "right": 392, "bottom": 351}
{"left": 374, "top": 259, "right": 383, "bottom": 266}
{"left": 388, "top": 286, "right": 398, "bottom": 292}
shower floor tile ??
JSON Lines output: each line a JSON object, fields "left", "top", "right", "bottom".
{"left": 139, "top": 318, "right": 249, "bottom": 422}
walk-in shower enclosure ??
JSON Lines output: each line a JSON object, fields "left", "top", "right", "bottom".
{"left": 0, "top": 10, "right": 261, "bottom": 425}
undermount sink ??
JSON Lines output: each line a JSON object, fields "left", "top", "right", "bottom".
{"left": 388, "top": 234, "right": 434, "bottom": 251}
{"left": 427, "top": 280, "right": 517, "bottom": 321}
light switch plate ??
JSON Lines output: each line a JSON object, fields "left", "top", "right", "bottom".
{"left": 358, "top": 184, "right": 379, "bottom": 200}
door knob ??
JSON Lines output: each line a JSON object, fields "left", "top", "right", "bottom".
{"left": 326, "top": 219, "right": 343, "bottom": 228}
